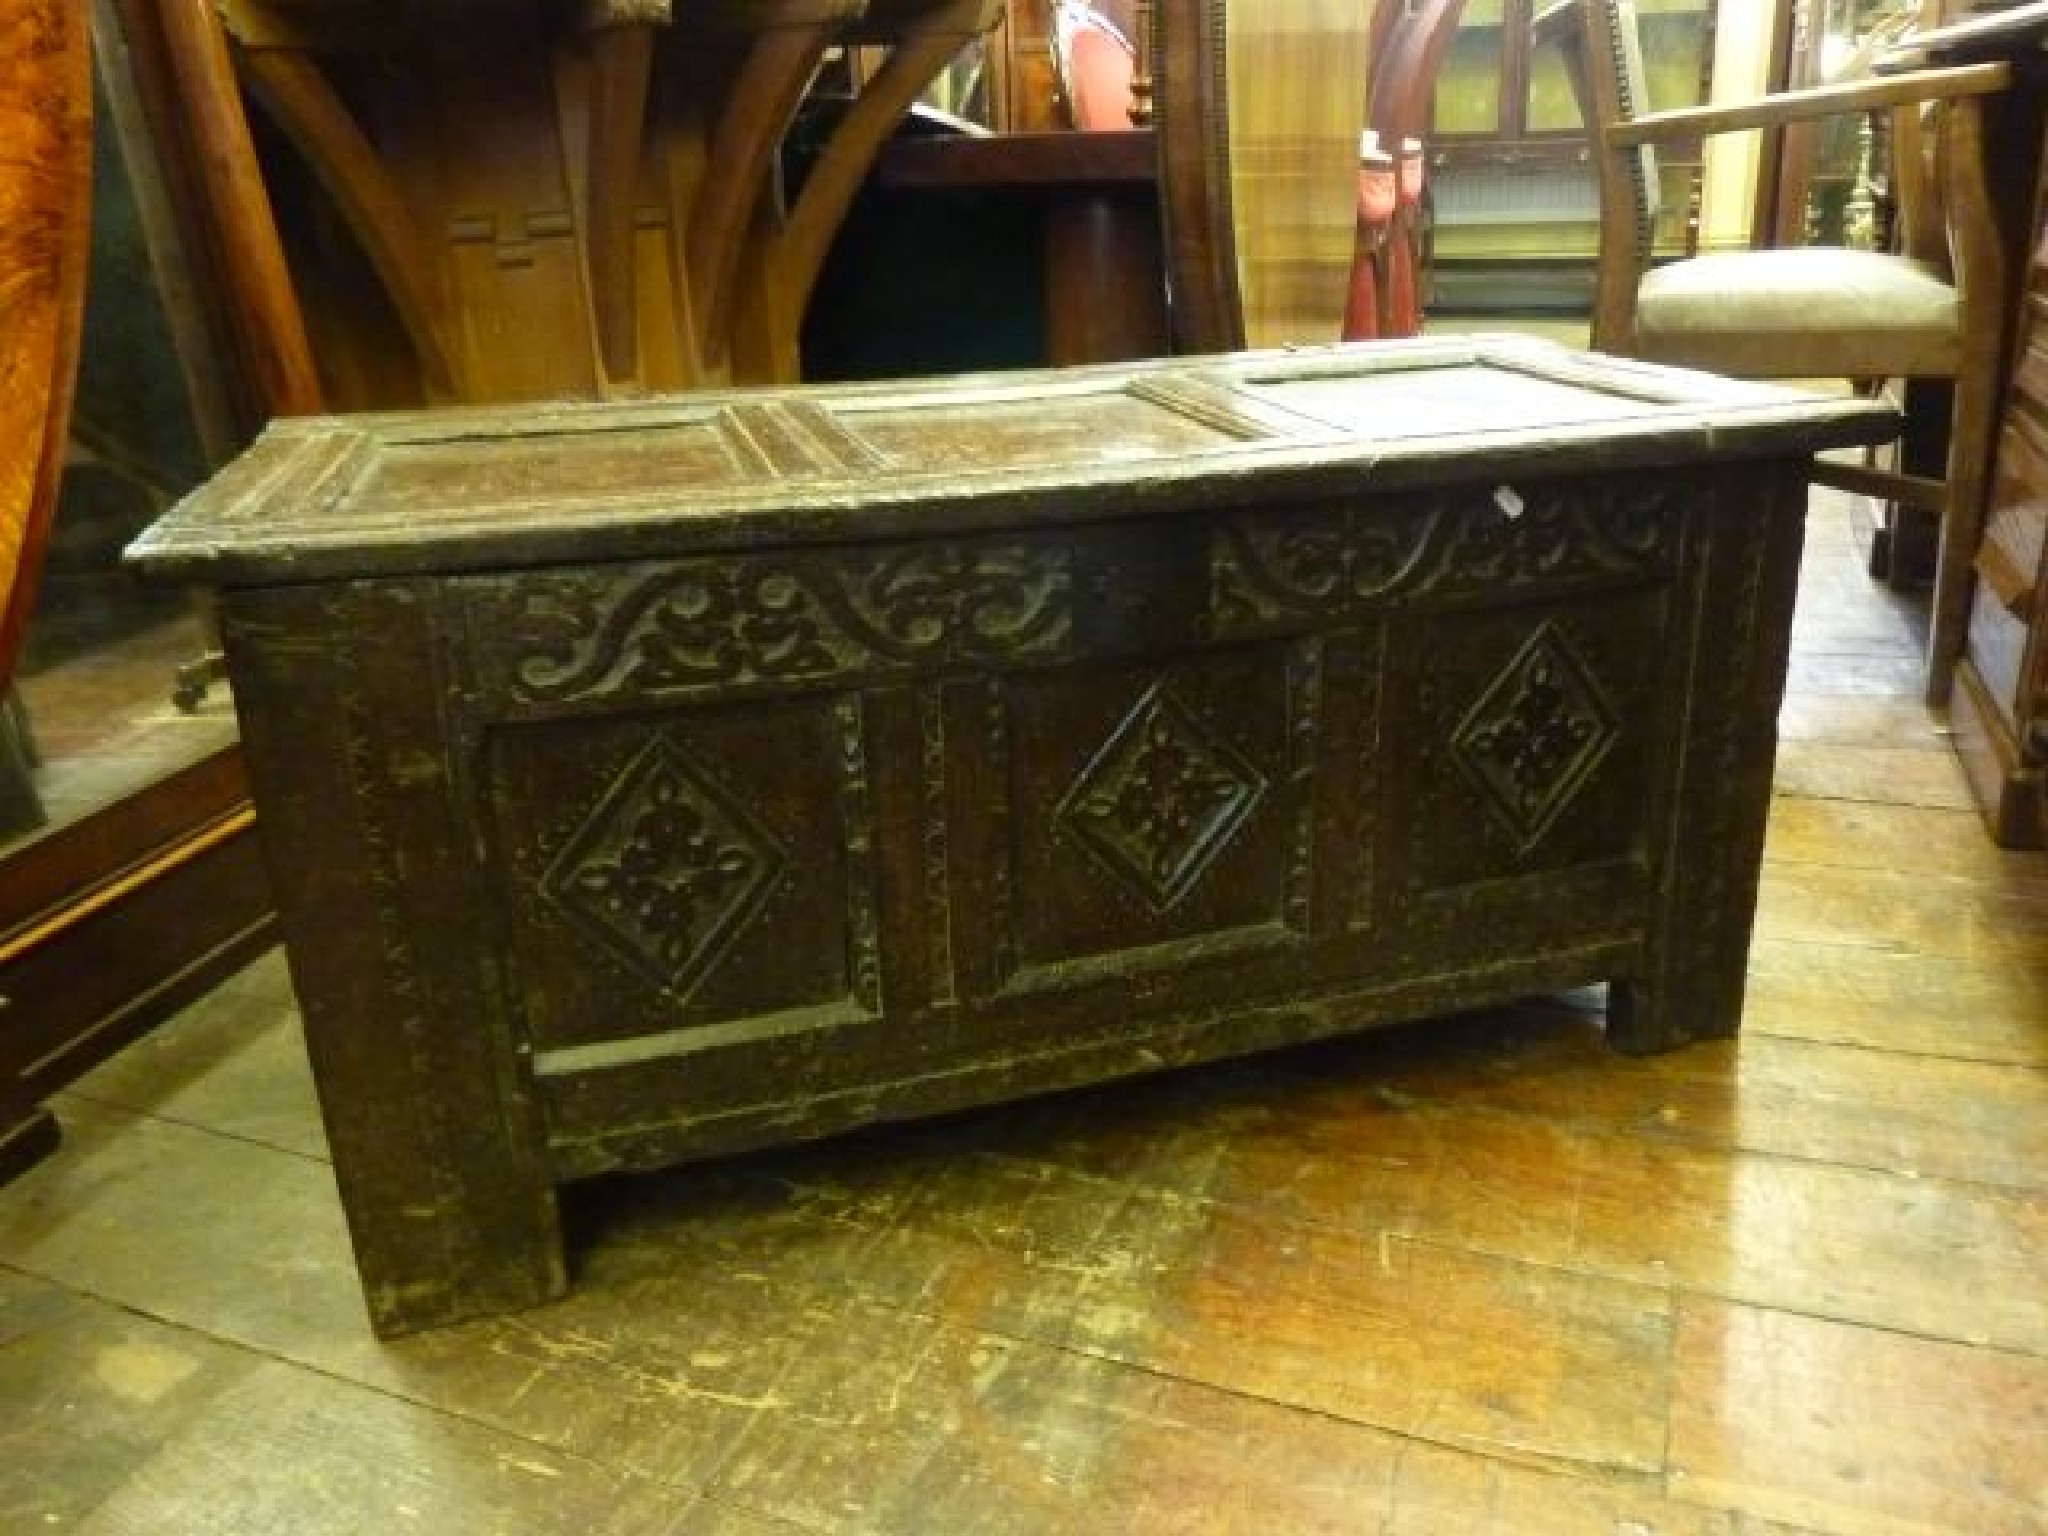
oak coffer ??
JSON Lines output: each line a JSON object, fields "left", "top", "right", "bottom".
{"left": 128, "top": 337, "right": 1893, "bottom": 1334}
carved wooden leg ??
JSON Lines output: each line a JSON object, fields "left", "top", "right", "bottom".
{"left": 220, "top": 584, "right": 566, "bottom": 1336}
{"left": 1608, "top": 464, "right": 1809, "bottom": 1056}
{"left": 1606, "top": 972, "right": 1741, "bottom": 1056}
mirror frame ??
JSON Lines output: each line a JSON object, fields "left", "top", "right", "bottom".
{"left": 1155, "top": 0, "right": 1378, "bottom": 354}
{"left": 1154, "top": 0, "right": 1246, "bottom": 353}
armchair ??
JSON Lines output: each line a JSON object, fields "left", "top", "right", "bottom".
{"left": 1537, "top": 0, "right": 2016, "bottom": 706}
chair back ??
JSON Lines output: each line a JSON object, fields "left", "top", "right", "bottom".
{"left": 1534, "top": 0, "right": 1661, "bottom": 263}
{"left": 1367, "top": 0, "right": 1467, "bottom": 150}
{"left": 1052, "top": 0, "right": 1138, "bottom": 130}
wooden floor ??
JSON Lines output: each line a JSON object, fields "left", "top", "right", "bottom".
{"left": 2, "top": 491, "right": 2045, "bottom": 1535}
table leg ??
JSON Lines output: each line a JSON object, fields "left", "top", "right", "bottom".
{"left": 1608, "top": 464, "right": 1810, "bottom": 1056}
{"left": 1044, "top": 185, "right": 1168, "bottom": 366}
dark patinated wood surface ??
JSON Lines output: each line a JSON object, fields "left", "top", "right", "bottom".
{"left": 128, "top": 336, "right": 1894, "bottom": 1333}
{"left": 13, "top": 483, "right": 2048, "bottom": 1531}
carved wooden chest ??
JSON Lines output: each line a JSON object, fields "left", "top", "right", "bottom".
{"left": 129, "top": 338, "right": 1891, "bottom": 1334}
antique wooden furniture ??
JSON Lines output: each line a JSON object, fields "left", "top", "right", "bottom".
{"left": 1754, "top": 1, "right": 1927, "bottom": 251}
{"left": 117, "top": 0, "right": 1004, "bottom": 409}
{"left": 1426, "top": 0, "right": 1712, "bottom": 316}
{"left": 1439, "top": 0, "right": 1715, "bottom": 187}
{"left": 0, "top": 1, "right": 93, "bottom": 719}
{"left": 2, "top": 2, "right": 278, "bottom": 1191}
{"left": 1540, "top": 0, "right": 2019, "bottom": 707}
{"left": 0, "top": 0, "right": 96, "bottom": 1175}
{"left": 1957, "top": 237, "right": 2048, "bottom": 845}
{"left": 130, "top": 336, "right": 1890, "bottom": 1334}
{"left": 875, "top": 128, "right": 1168, "bottom": 365}
{"left": 1892, "top": 2, "right": 2048, "bottom": 844}
{"left": 824, "top": 0, "right": 1164, "bottom": 375}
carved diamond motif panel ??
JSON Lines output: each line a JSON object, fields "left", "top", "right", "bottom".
{"left": 1056, "top": 683, "right": 1268, "bottom": 911}
{"left": 543, "top": 736, "right": 785, "bottom": 994}
{"left": 1452, "top": 623, "right": 1618, "bottom": 849}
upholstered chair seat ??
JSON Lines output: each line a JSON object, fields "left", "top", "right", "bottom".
{"left": 1636, "top": 249, "right": 1962, "bottom": 378}
{"left": 1536, "top": 0, "right": 2015, "bottom": 705}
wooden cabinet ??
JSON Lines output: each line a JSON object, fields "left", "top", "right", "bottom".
{"left": 130, "top": 336, "right": 1889, "bottom": 1334}
{"left": 1952, "top": 199, "right": 2048, "bottom": 845}
{"left": 1899, "top": 2, "right": 2048, "bottom": 846}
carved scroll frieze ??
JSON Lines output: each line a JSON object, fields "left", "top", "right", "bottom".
{"left": 476, "top": 540, "right": 1072, "bottom": 706}
{"left": 1213, "top": 481, "right": 1682, "bottom": 630}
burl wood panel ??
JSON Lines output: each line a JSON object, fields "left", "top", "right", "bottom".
{"left": 0, "top": 0, "right": 92, "bottom": 681}
{"left": 127, "top": 336, "right": 1894, "bottom": 1333}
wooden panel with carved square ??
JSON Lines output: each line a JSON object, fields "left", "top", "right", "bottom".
{"left": 1390, "top": 589, "right": 1675, "bottom": 909}
{"left": 958, "top": 643, "right": 1313, "bottom": 999}
{"left": 482, "top": 695, "right": 880, "bottom": 1063}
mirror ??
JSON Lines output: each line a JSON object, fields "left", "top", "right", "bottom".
{"left": 3, "top": 9, "right": 243, "bottom": 858}
{"left": 1, "top": 1, "right": 93, "bottom": 841}
{"left": 1157, "top": 0, "right": 1375, "bottom": 352}
{"left": 2, "top": 0, "right": 274, "bottom": 1180}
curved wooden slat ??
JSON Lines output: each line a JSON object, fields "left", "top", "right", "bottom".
{"left": 155, "top": 0, "right": 323, "bottom": 417}
{"left": 778, "top": 0, "right": 999, "bottom": 311}
{"left": 237, "top": 45, "right": 460, "bottom": 398}
{"left": 0, "top": 0, "right": 94, "bottom": 686}
{"left": 582, "top": 21, "right": 658, "bottom": 386}
{"left": 688, "top": 22, "right": 841, "bottom": 353}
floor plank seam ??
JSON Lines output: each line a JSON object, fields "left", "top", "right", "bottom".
{"left": 905, "top": 1085, "right": 2048, "bottom": 1222}
{"left": 1659, "top": 1280, "right": 2048, "bottom": 1365}
{"left": 817, "top": 1282, "right": 1685, "bottom": 1495}
{"left": 1743, "top": 1022, "right": 2048, "bottom": 1070}
{"left": 47, "top": 1087, "right": 333, "bottom": 1168}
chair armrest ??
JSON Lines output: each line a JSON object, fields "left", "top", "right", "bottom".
{"left": 1607, "top": 60, "right": 2011, "bottom": 148}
